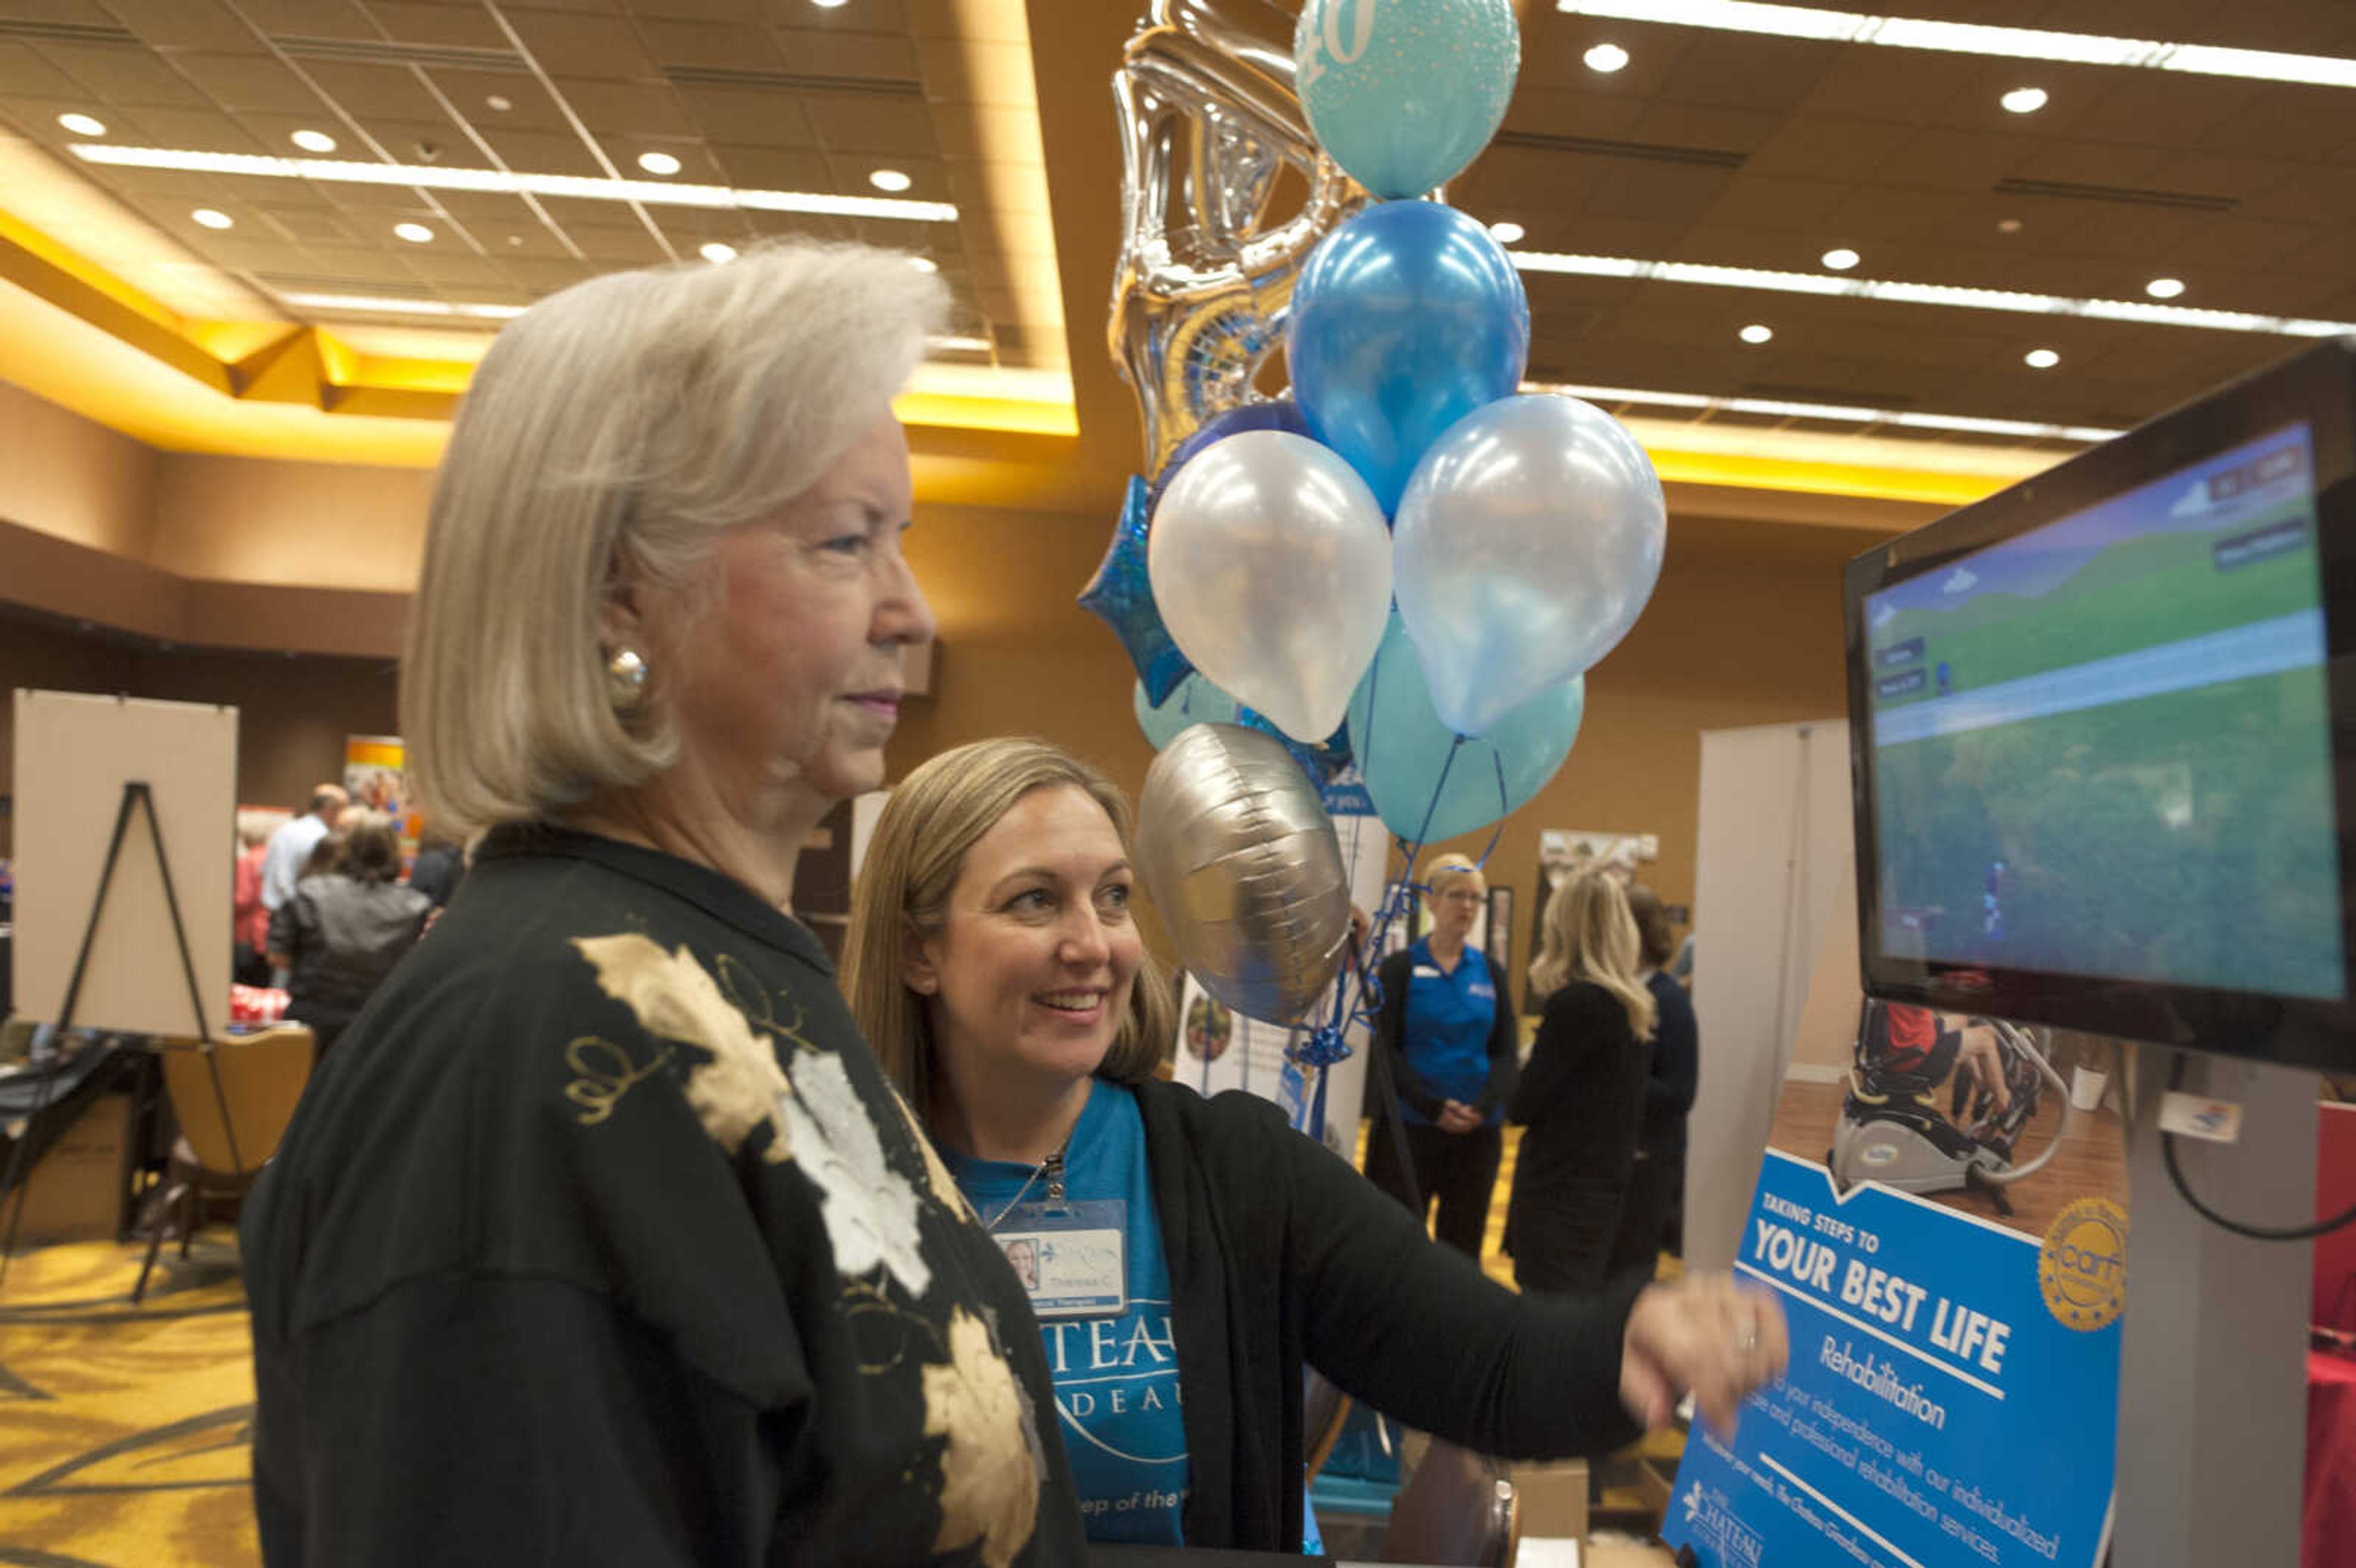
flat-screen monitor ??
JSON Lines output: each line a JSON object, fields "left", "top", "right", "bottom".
{"left": 1844, "top": 337, "right": 2356, "bottom": 1071}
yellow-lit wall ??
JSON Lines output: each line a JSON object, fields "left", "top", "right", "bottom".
{"left": 0, "top": 383, "right": 156, "bottom": 559}
{"left": 150, "top": 455, "right": 434, "bottom": 591}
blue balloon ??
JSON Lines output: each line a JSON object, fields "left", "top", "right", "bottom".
{"left": 1288, "top": 201, "right": 1528, "bottom": 515}
{"left": 1080, "top": 475, "right": 1193, "bottom": 705}
{"left": 1347, "top": 612, "right": 1583, "bottom": 843}
{"left": 1148, "top": 398, "right": 1311, "bottom": 515}
{"left": 1295, "top": 0, "right": 1520, "bottom": 200}
{"left": 1133, "top": 674, "right": 1240, "bottom": 750}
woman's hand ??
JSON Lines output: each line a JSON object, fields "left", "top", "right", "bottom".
{"left": 1436, "top": 1099, "right": 1482, "bottom": 1133}
{"left": 1619, "top": 1274, "right": 1788, "bottom": 1438}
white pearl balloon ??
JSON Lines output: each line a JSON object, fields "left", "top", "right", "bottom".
{"left": 1149, "top": 430, "right": 1393, "bottom": 744}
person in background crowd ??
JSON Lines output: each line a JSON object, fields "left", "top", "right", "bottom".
{"left": 1507, "top": 869, "right": 1657, "bottom": 1296}
{"left": 1609, "top": 886, "right": 1701, "bottom": 1281}
{"left": 844, "top": 738, "right": 1789, "bottom": 1554}
{"left": 1363, "top": 852, "right": 1517, "bottom": 1261}
{"left": 258, "top": 785, "right": 345, "bottom": 986}
{"left": 266, "top": 813, "right": 429, "bottom": 1061}
{"left": 403, "top": 828, "right": 465, "bottom": 908}
{"left": 232, "top": 820, "right": 273, "bottom": 987}
{"left": 241, "top": 240, "right": 1088, "bottom": 1568}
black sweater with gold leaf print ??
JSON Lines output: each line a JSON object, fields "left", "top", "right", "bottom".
{"left": 242, "top": 823, "right": 1086, "bottom": 1568}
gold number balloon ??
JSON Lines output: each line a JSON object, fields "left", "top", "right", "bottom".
{"left": 1111, "top": 0, "right": 1369, "bottom": 477}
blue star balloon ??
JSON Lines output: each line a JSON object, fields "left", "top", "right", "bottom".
{"left": 1236, "top": 704, "right": 1355, "bottom": 788}
{"left": 1079, "top": 474, "right": 1194, "bottom": 704}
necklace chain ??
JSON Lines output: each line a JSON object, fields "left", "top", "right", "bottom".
{"left": 980, "top": 1140, "right": 1069, "bottom": 1232}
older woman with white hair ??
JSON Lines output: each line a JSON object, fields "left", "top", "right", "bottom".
{"left": 241, "top": 244, "right": 1085, "bottom": 1568}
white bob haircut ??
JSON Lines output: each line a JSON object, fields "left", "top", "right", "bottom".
{"left": 402, "top": 240, "right": 947, "bottom": 837}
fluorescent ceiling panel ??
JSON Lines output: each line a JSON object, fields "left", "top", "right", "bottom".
{"left": 1554, "top": 1, "right": 2356, "bottom": 88}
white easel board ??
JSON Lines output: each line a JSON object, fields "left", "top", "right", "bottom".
{"left": 10, "top": 691, "right": 238, "bottom": 1037}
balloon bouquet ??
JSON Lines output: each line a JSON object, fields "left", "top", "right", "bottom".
{"left": 1084, "top": 0, "right": 1668, "bottom": 1140}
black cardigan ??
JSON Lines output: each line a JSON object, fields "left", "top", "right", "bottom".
{"left": 1132, "top": 1077, "right": 1643, "bottom": 1551}
{"left": 1369, "top": 946, "right": 1520, "bottom": 1122}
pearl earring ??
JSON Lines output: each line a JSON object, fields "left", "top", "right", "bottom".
{"left": 606, "top": 647, "right": 648, "bottom": 713}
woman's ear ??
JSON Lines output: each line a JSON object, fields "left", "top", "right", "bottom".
{"left": 901, "top": 924, "right": 940, "bottom": 996}
{"left": 597, "top": 567, "right": 645, "bottom": 655}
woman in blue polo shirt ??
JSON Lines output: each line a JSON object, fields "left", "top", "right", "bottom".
{"left": 1364, "top": 853, "right": 1521, "bottom": 1261}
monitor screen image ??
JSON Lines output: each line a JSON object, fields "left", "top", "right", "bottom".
{"left": 1863, "top": 422, "right": 2344, "bottom": 1002}
{"left": 1845, "top": 336, "right": 2356, "bottom": 1070}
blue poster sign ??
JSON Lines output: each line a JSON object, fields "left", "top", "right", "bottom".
{"left": 1665, "top": 1148, "right": 2120, "bottom": 1568}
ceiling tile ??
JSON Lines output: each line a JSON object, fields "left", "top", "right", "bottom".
{"left": 225, "top": 0, "right": 376, "bottom": 38}
{"left": 631, "top": 0, "right": 765, "bottom": 18}
{"left": 0, "top": 42, "right": 93, "bottom": 99}
{"left": 798, "top": 86, "right": 934, "bottom": 156}
{"left": 1744, "top": 117, "right": 1898, "bottom": 183}
{"left": 357, "top": 3, "right": 517, "bottom": 51}
{"left": 634, "top": 20, "right": 783, "bottom": 70}
{"left": 553, "top": 75, "right": 696, "bottom": 136}
{"left": 707, "top": 141, "right": 830, "bottom": 186}
{"left": 501, "top": 11, "right": 659, "bottom": 79}
{"left": 115, "top": 104, "right": 265, "bottom": 150}
{"left": 290, "top": 59, "right": 455, "bottom": 120}
{"left": 477, "top": 124, "right": 608, "bottom": 175}
{"left": 769, "top": 25, "right": 921, "bottom": 82}
{"left": 163, "top": 51, "right": 329, "bottom": 115}
{"left": 38, "top": 42, "right": 217, "bottom": 108}
{"left": 103, "top": 0, "right": 255, "bottom": 52}
{"left": 422, "top": 66, "right": 568, "bottom": 131}
{"left": 679, "top": 83, "right": 817, "bottom": 146}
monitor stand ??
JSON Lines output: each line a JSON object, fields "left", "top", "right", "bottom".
{"left": 2113, "top": 1043, "right": 2314, "bottom": 1568}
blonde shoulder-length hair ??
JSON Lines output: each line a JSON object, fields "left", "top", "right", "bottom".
{"left": 1423, "top": 851, "right": 1484, "bottom": 902}
{"left": 402, "top": 240, "right": 947, "bottom": 837}
{"left": 842, "top": 738, "right": 1176, "bottom": 1117}
{"left": 1528, "top": 869, "right": 1657, "bottom": 1040}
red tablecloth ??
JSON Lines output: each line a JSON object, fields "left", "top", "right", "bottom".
{"left": 2309, "top": 1350, "right": 2356, "bottom": 1567}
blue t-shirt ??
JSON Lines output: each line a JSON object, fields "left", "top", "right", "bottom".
{"left": 944, "top": 1080, "right": 1190, "bottom": 1543}
{"left": 1399, "top": 936, "right": 1503, "bottom": 1126}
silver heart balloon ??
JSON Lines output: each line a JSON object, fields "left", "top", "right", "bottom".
{"left": 1135, "top": 722, "right": 1353, "bottom": 1025}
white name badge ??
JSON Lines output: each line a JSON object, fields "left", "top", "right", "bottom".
{"left": 993, "top": 1197, "right": 1128, "bottom": 1318}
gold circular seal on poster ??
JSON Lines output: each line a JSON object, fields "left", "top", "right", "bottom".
{"left": 2039, "top": 1197, "right": 2128, "bottom": 1332}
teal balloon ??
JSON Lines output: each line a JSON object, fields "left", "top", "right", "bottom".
{"left": 1134, "top": 674, "right": 1240, "bottom": 750}
{"left": 1295, "top": 0, "right": 1520, "bottom": 199}
{"left": 1347, "top": 613, "right": 1584, "bottom": 842}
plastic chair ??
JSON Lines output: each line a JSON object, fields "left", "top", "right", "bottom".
{"left": 1381, "top": 1437, "right": 1520, "bottom": 1566}
{"left": 133, "top": 1024, "right": 314, "bottom": 1304}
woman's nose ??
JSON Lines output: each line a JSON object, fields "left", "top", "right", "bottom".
{"left": 1059, "top": 910, "right": 1112, "bottom": 965}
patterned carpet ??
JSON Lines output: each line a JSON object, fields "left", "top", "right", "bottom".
{"left": 0, "top": 1235, "right": 260, "bottom": 1568}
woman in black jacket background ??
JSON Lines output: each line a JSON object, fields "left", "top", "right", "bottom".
{"left": 1506, "top": 869, "right": 1657, "bottom": 1295}
{"left": 1610, "top": 885, "right": 1701, "bottom": 1283}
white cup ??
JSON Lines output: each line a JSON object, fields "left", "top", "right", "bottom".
{"left": 2069, "top": 1066, "right": 2109, "bottom": 1113}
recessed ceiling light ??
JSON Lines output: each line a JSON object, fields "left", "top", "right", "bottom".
{"left": 1551, "top": 2, "right": 2356, "bottom": 90}
{"left": 485, "top": 94, "right": 513, "bottom": 112}
{"left": 2146, "top": 277, "right": 2187, "bottom": 299}
{"left": 869, "top": 167, "right": 912, "bottom": 192}
{"left": 1739, "top": 323, "right": 1773, "bottom": 344}
{"left": 394, "top": 221, "right": 435, "bottom": 243}
{"left": 1998, "top": 217, "right": 2023, "bottom": 234}
{"left": 67, "top": 144, "right": 963, "bottom": 224}
{"left": 191, "top": 208, "right": 233, "bottom": 229}
{"left": 927, "top": 334, "right": 994, "bottom": 353}
{"left": 699, "top": 241, "right": 738, "bottom": 263}
{"left": 2000, "top": 86, "right": 2049, "bottom": 113}
{"left": 1584, "top": 42, "right": 1630, "bottom": 72}
{"left": 1489, "top": 220, "right": 1526, "bottom": 245}
{"left": 2025, "top": 347, "right": 2060, "bottom": 369}
{"left": 57, "top": 113, "right": 106, "bottom": 137}
{"left": 291, "top": 129, "right": 337, "bottom": 153}
{"left": 1820, "top": 247, "right": 1860, "bottom": 271}
{"left": 1505, "top": 247, "right": 2356, "bottom": 338}
{"left": 810, "top": 0, "right": 849, "bottom": 9}
{"left": 908, "top": 255, "right": 939, "bottom": 272}
{"left": 637, "top": 150, "right": 682, "bottom": 176}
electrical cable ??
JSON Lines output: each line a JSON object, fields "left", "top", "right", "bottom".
{"left": 2159, "top": 1051, "right": 2356, "bottom": 1241}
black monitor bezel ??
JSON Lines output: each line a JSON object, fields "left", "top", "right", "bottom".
{"left": 1843, "top": 336, "right": 2356, "bottom": 1072}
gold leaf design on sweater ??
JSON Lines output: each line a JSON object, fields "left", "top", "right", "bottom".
{"left": 571, "top": 933, "right": 790, "bottom": 1163}
{"left": 922, "top": 1307, "right": 1039, "bottom": 1568}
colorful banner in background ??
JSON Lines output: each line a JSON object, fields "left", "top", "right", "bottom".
{"left": 1666, "top": 1004, "right": 2125, "bottom": 1568}
{"left": 344, "top": 735, "right": 419, "bottom": 858}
